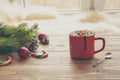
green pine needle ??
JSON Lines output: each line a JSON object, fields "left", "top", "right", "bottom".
{"left": 0, "top": 23, "right": 38, "bottom": 55}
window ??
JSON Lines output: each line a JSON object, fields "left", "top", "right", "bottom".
{"left": 81, "top": 0, "right": 120, "bottom": 11}
{"left": 0, "top": 0, "right": 23, "bottom": 7}
{"left": 25, "top": 0, "right": 80, "bottom": 11}
{"left": 105, "top": 0, "right": 120, "bottom": 10}
{"left": 1, "top": 0, "right": 120, "bottom": 13}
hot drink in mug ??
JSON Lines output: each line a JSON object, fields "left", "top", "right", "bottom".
{"left": 69, "top": 30, "right": 105, "bottom": 59}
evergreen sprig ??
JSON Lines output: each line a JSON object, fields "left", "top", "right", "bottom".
{"left": 0, "top": 23, "right": 38, "bottom": 55}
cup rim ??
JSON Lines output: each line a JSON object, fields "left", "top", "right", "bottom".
{"left": 69, "top": 30, "right": 95, "bottom": 37}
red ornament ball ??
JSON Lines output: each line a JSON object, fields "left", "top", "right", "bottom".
{"left": 18, "top": 47, "right": 30, "bottom": 59}
{"left": 38, "top": 33, "right": 47, "bottom": 40}
{"left": 38, "top": 33, "right": 49, "bottom": 45}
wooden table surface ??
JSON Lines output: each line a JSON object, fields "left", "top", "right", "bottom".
{"left": 0, "top": 32, "right": 120, "bottom": 80}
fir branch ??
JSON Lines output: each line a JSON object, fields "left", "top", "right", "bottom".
{"left": 0, "top": 23, "right": 38, "bottom": 55}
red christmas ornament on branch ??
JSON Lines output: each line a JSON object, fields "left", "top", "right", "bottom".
{"left": 18, "top": 47, "right": 30, "bottom": 59}
{"left": 38, "top": 33, "right": 49, "bottom": 45}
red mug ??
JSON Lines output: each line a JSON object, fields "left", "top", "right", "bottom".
{"left": 69, "top": 30, "right": 105, "bottom": 59}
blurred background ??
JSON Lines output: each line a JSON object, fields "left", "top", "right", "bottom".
{"left": 1, "top": 0, "right": 120, "bottom": 12}
{"left": 0, "top": 0, "right": 120, "bottom": 34}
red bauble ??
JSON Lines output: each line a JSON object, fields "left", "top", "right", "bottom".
{"left": 38, "top": 33, "right": 47, "bottom": 41}
{"left": 18, "top": 47, "right": 30, "bottom": 59}
{"left": 38, "top": 33, "right": 49, "bottom": 45}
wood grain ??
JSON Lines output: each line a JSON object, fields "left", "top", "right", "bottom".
{"left": 0, "top": 32, "right": 120, "bottom": 80}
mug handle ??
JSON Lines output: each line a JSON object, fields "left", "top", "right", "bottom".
{"left": 94, "top": 37, "right": 105, "bottom": 54}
